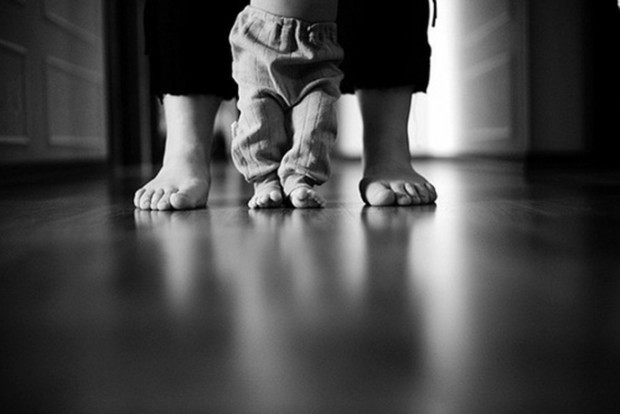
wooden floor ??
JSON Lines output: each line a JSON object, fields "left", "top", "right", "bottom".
{"left": 1, "top": 159, "right": 619, "bottom": 413}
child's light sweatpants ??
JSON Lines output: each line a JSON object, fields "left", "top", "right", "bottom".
{"left": 229, "top": 6, "right": 344, "bottom": 196}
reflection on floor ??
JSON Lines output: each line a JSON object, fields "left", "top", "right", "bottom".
{"left": 1, "top": 159, "right": 619, "bottom": 413}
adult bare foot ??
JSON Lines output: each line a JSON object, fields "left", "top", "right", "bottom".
{"left": 134, "top": 157, "right": 211, "bottom": 210}
{"left": 359, "top": 162, "right": 437, "bottom": 206}
{"left": 357, "top": 87, "right": 438, "bottom": 207}
{"left": 133, "top": 94, "right": 220, "bottom": 211}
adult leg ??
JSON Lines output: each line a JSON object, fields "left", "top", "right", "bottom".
{"left": 357, "top": 87, "right": 437, "bottom": 206}
{"left": 134, "top": 95, "right": 219, "bottom": 210}
{"left": 135, "top": 0, "right": 243, "bottom": 210}
{"left": 338, "top": 0, "right": 437, "bottom": 206}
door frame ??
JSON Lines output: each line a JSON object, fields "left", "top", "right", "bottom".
{"left": 104, "top": 0, "right": 155, "bottom": 170}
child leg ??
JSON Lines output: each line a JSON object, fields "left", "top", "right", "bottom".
{"left": 231, "top": 91, "right": 288, "bottom": 209}
{"left": 230, "top": 4, "right": 342, "bottom": 209}
{"left": 229, "top": 7, "right": 290, "bottom": 208}
{"left": 280, "top": 87, "right": 340, "bottom": 208}
{"left": 252, "top": 0, "right": 338, "bottom": 22}
{"left": 251, "top": 2, "right": 343, "bottom": 208}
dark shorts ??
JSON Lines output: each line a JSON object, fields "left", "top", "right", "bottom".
{"left": 144, "top": 0, "right": 432, "bottom": 99}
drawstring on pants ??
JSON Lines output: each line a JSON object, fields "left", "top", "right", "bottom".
{"left": 431, "top": 0, "right": 437, "bottom": 27}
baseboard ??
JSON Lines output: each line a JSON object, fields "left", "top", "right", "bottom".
{"left": 524, "top": 152, "right": 619, "bottom": 172}
{"left": 0, "top": 160, "right": 109, "bottom": 187}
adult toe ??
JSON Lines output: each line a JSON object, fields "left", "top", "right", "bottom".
{"left": 134, "top": 188, "right": 146, "bottom": 208}
{"left": 391, "top": 182, "right": 413, "bottom": 206}
{"left": 150, "top": 189, "right": 165, "bottom": 210}
{"left": 425, "top": 182, "right": 438, "bottom": 202}
{"left": 170, "top": 191, "right": 197, "bottom": 210}
{"left": 139, "top": 189, "right": 156, "bottom": 210}
{"left": 156, "top": 190, "right": 174, "bottom": 210}
{"left": 360, "top": 179, "right": 396, "bottom": 206}
{"left": 404, "top": 182, "right": 424, "bottom": 205}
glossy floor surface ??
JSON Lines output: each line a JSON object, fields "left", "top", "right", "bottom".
{"left": 1, "top": 159, "right": 619, "bottom": 413}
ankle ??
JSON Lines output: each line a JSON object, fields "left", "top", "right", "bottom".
{"left": 162, "top": 147, "right": 209, "bottom": 170}
{"left": 363, "top": 151, "right": 412, "bottom": 170}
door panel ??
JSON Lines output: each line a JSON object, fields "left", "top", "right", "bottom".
{"left": 0, "top": 0, "right": 106, "bottom": 164}
{"left": 457, "top": 0, "right": 528, "bottom": 155}
{"left": 0, "top": 38, "right": 28, "bottom": 146}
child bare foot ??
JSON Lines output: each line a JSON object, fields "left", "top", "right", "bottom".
{"left": 360, "top": 162, "right": 437, "bottom": 206}
{"left": 134, "top": 158, "right": 210, "bottom": 210}
{"left": 288, "top": 185, "right": 326, "bottom": 208}
{"left": 249, "top": 176, "right": 284, "bottom": 209}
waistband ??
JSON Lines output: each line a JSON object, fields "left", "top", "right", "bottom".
{"left": 242, "top": 5, "right": 338, "bottom": 33}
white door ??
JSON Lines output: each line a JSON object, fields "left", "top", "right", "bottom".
{"left": 455, "top": 0, "right": 529, "bottom": 155}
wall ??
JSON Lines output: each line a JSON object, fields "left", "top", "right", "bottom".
{"left": 527, "top": 0, "right": 588, "bottom": 154}
{"left": 583, "top": 0, "right": 620, "bottom": 163}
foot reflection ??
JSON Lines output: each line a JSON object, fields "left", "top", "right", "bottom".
{"left": 223, "top": 206, "right": 443, "bottom": 410}
{"left": 129, "top": 204, "right": 476, "bottom": 411}
{"left": 360, "top": 206, "right": 437, "bottom": 397}
{"left": 220, "top": 209, "right": 309, "bottom": 410}
{"left": 133, "top": 209, "right": 216, "bottom": 319}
